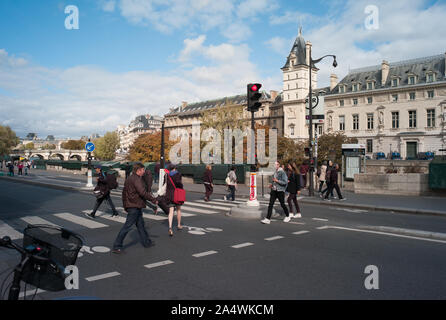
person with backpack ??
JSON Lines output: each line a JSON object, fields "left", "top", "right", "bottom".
{"left": 287, "top": 162, "right": 302, "bottom": 218}
{"left": 85, "top": 165, "right": 119, "bottom": 218}
{"left": 224, "top": 166, "right": 237, "bottom": 201}
{"left": 165, "top": 163, "right": 185, "bottom": 237}
{"left": 112, "top": 163, "right": 157, "bottom": 254}
{"left": 320, "top": 160, "right": 334, "bottom": 199}
{"left": 203, "top": 164, "right": 213, "bottom": 202}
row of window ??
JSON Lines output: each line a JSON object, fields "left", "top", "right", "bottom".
{"left": 338, "top": 90, "right": 435, "bottom": 106}
{"left": 338, "top": 109, "right": 436, "bottom": 131}
{"left": 339, "top": 73, "right": 437, "bottom": 93}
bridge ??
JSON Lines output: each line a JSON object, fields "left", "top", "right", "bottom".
{"left": 11, "top": 149, "right": 90, "bottom": 161}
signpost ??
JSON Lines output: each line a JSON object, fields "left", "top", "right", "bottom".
{"left": 85, "top": 142, "right": 95, "bottom": 188}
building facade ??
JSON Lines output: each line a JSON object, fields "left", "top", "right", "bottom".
{"left": 117, "top": 114, "right": 163, "bottom": 153}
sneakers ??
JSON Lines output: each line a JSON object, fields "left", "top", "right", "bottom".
{"left": 283, "top": 216, "right": 291, "bottom": 223}
{"left": 339, "top": 198, "right": 347, "bottom": 201}
{"left": 332, "top": 196, "right": 338, "bottom": 199}
{"left": 323, "top": 198, "right": 331, "bottom": 202}
{"left": 289, "top": 213, "right": 295, "bottom": 218}
{"left": 84, "top": 212, "right": 95, "bottom": 219}
{"left": 112, "top": 248, "right": 122, "bottom": 254}
{"left": 260, "top": 218, "right": 271, "bottom": 224}
{"left": 294, "top": 213, "right": 302, "bottom": 218}
{"left": 223, "top": 195, "right": 227, "bottom": 201}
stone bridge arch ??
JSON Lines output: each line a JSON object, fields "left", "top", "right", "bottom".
{"left": 30, "top": 154, "right": 44, "bottom": 159}
{"left": 69, "top": 154, "right": 82, "bottom": 161}
{"left": 49, "top": 153, "right": 64, "bottom": 160}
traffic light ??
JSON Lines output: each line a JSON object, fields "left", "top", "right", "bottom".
{"left": 304, "top": 147, "right": 310, "bottom": 157}
{"left": 247, "top": 83, "right": 262, "bottom": 112}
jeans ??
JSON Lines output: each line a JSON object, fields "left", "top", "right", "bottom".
{"left": 325, "top": 183, "right": 343, "bottom": 199}
{"left": 204, "top": 184, "right": 213, "bottom": 199}
{"left": 113, "top": 208, "right": 151, "bottom": 249}
{"left": 92, "top": 193, "right": 117, "bottom": 215}
{"left": 318, "top": 181, "right": 325, "bottom": 192}
{"left": 226, "top": 185, "right": 235, "bottom": 201}
{"left": 321, "top": 182, "right": 334, "bottom": 197}
{"left": 266, "top": 189, "right": 289, "bottom": 219}
{"left": 287, "top": 193, "right": 300, "bottom": 214}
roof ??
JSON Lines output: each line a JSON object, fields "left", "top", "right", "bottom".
{"left": 166, "top": 91, "right": 271, "bottom": 116}
{"left": 282, "top": 28, "right": 307, "bottom": 69}
{"left": 329, "top": 54, "right": 445, "bottom": 95}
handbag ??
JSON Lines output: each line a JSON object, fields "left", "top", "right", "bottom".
{"left": 225, "top": 176, "right": 231, "bottom": 185}
{"left": 158, "top": 169, "right": 168, "bottom": 196}
{"left": 167, "top": 173, "right": 186, "bottom": 204}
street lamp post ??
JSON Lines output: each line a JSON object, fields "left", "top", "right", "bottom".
{"left": 160, "top": 119, "right": 165, "bottom": 169}
{"left": 308, "top": 48, "right": 337, "bottom": 197}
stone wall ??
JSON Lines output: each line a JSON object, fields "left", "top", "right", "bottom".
{"left": 364, "top": 160, "right": 429, "bottom": 174}
{"left": 354, "top": 173, "right": 430, "bottom": 196}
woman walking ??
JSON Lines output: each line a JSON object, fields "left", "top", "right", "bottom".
{"left": 203, "top": 164, "right": 213, "bottom": 202}
{"left": 286, "top": 162, "right": 302, "bottom": 218}
{"left": 224, "top": 166, "right": 237, "bottom": 201}
{"left": 318, "top": 161, "right": 328, "bottom": 193}
{"left": 166, "top": 163, "right": 184, "bottom": 237}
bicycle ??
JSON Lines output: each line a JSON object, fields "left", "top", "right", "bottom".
{"left": 0, "top": 224, "right": 83, "bottom": 300}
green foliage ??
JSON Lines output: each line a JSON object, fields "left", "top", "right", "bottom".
{"left": 41, "top": 143, "right": 56, "bottom": 150}
{"left": 0, "top": 125, "right": 20, "bottom": 155}
{"left": 61, "top": 140, "right": 85, "bottom": 150}
{"left": 277, "top": 136, "right": 306, "bottom": 165}
{"left": 316, "top": 132, "right": 358, "bottom": 166}
{"left": 24, "top": 142, "right": 35, "bottom": 150}
{"left": 129, "top": 130, "right": 176, "bottom": 163}
{"left": 93, "top": 131, "right": 120, "bottom": 161}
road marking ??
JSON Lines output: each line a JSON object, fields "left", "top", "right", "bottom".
{"left": 289, "top": 221, "right": 306, "bottom": 225}
{"left": 19, "top": 289, "right": 45, "bottom": 298}
{"left": 196, "top": 200, "right": 238, "bottom": 207}
{"left": 192, "top": 250, "right": 218, "bottom": 257}
{"left": 265, "top": 236, "right": 284, "bottom": 241}
{"left": 54, "top": 213, "right": 108, "bottom": 229}
{"left": 231, "top": 242, "right": 254, "bottom": 248}
{"left": 312, "top": 218, "right": 329, "bottom": 222}
{"left": 144, "top": 260, "right": 174, "bottom": 269}
{"left": 21, "top": 216, "right": 60, "bottom": 227}
{"left": 185, "top": 202, "right": 231, "bottom": 211}
{"left": 85, "top": 271, "right": 121, "bottom": 282}
{"left": 180, "top": 206, "right": 218, "bottom": 214}
{"left": 143, "top": 213, "right": 168, "bottom": 221}
{"left": 292, "top": 230, "right": 310, "bottom": 235}
{"left": 0, "top": 220, "right": 23, "bottom": 240}
{"left": 321, "top": 226, "right": 446, "bottom": 244}
{"left": 336, "top": 208, "right": 368, "bottom": 213}
{"left": 213, "top": 199, "right": 246, "bottom": 204}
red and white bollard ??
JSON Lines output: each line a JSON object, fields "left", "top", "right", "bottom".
{"left": 246, "top": 172, "right": 260, "bottom": 207}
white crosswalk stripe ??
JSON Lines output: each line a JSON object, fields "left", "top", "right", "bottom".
{"left": 212, "top": 199, "right": 246, "bottom": 205}
{"left": 0, "top": 219, "right": 23, "bottom": 240}
{"left": 180, "top": 205, "right": 218, "bottom": 214}
{"left": 21, "top": 216, "right": 60, "bottom": 227}
{"left": 183, "top": 202, "right": 231, "bottom": 211}
{"left": 196, "top": 199, "right": 238, "bottom": 207}
{"left": 54, "top": 213, "right": 109, "bottom": 229}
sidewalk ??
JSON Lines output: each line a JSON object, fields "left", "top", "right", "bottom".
{"left": 1, "top": 170, "right": 446, "bottom": 217}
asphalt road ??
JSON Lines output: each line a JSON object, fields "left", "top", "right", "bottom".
{"left": 1, "top": 179, "right": 446, "bottom": 300}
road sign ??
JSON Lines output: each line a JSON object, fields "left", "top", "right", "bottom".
{"left": 85, "top": 142, "right": 95, "bottom": 152}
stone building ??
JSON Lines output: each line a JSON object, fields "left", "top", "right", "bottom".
{"left": 117, "top": 114, "right": 163, "bottom": 153}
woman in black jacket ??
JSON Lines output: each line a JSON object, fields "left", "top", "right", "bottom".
{"left": 286, "top": 162, "right": 302, "bottom": 218}
{"left": 203, "top": 164, "right": 213, "bottom": 201}
{"left": 166, "top": 164, "right": 184, "bottom": 236}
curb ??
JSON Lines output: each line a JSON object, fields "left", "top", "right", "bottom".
{"left": 2, "top": 176, "right": 446, "bottom": 218}
{"left": 357, "top": 225, "right": 446, "bottom": 241}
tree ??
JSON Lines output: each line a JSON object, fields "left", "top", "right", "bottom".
{"left": 316, "top": 132, "right": 358, "bottom": 166}
{"left": 24, "top": 142, "right": 35, "bottom": 150}
{"left": 0, "top": 125, "right": 20, "bottom": 155}
{"left": 42, "top": 144, "right": 56, "bottom": 150}
{"left": 93, "top": 131, "right": 120, "bottom": 161}
{"left": 128, "top": 130, "right": 177, "bottom": 163}
{"left": 277, "top": 136, "right": 306, "bottom": 165}
{"left": 61, "top": 140, "right": 85, "bottom": 150}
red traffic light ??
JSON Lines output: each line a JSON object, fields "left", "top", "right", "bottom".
{"left": 249, "top": 83, "right": 262, "bottom": 92}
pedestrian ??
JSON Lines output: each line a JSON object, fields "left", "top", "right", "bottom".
{"left": 318, "top": 161, "right": 328, "bottom": 193}
{"left": 324, "top": 163, "right": 346, "bottom": 201}
{"left": 203, "top": 164, "right": 213, "bottom": 202}
{"left": 25, "top": 160, "right": 30, "bottom": 176}
{"left": 300, "top": 161, "right": 309, "bottom": 189}
{"left": 154, "top": 162, "right": 160, "bottom": 183}
{"left": 85, "top": 165, "right": 119, "bottom": 218}
{"left": 320, "top": 160, "right": 334, "bottom": 199}
{"left": 224, "top": 166, "right": 237, "bottom": 201}
{"left": 261, "top": 160, "right": 291, "bottom": 224}
{"left": 18, "top": 162, "right": 23, "bottom": 175}
{"left": 7, "top": 162, "right": 14, "bottom": 176}
{"left": 112, "top": 163, "right": 157, "bottom": 253}
{"left": 165, "top": 163, "right": 185, "bottom": 237}
{"left": 286, "top": 162, "right": 302, "bottom": 218}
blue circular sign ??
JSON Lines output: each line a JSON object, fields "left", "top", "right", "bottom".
{"left": 85, "top": 142, "right": 95, "bottom": 152}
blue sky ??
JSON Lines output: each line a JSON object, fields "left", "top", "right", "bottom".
{"left": 0, "top": 0, "right": 445, "bottom": 138}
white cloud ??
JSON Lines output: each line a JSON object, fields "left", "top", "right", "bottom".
{"left": 264, "top": 36, "right": 292, "bottom": 56}
{"left": 102, "top": 0, "right": 116, "bottom": 12}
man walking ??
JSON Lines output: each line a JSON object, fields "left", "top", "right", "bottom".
{"left": 112, "top": 163, "right": 158, "bottom": 253}
{"left": 324, "top": 163, "right": 346, "bottom": 201}
{"left": 85, "top": 165, "right": 119, "bottom": 218}
{"left": 224, "top": 166, "right": 237, "bottom": 201}
{"left": 261, "top": 161, "right": 291, "bottom": 224}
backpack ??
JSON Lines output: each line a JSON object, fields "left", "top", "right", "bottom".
{"left": 106, "top": 172, "right": 119, "bottom": 189}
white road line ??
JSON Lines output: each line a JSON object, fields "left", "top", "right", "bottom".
{"left": 265, "top": 236, "right": 284, "bottom": 241}
{"left": 19, "top": 289, "right": 45, "bottom": 298}
{"left": 289, "top": 221, "right": 305, "bottom": 225}
{"left": 192, "top": 250, "right": 218, "bottom": 257}
{"left": 21, "top": 216, "right": 60, "bottom": 227}
{"left": 85, "top": 271, "right": 121, "bottom": 282}
{"left": 196, "top": 200, "right": 238, "bottom": 207}
{"left": 180, "top": 206, "right": 218, "bottom": 214}
{"left": 321, "top": 226, "right": 446, "bottom": 244}
{"left": 212, "top": 199, "right": 246, "bottom": 205}
{"left": 184, "top": 202, "right": 231, "bottom": 211}
{"left": 292, "top": 230, "right": 310, "bottom": 235}
{"left": 0, "top": 220, "right": 23, "bottom": 240}
{"left": 144, "top": 260, "right": 174, "bottom": 269}
{"left": 316, "top": 226, "right": 330, "bottom": 230}
{"left": 312, "top": 218, "right": 329, "bottom": 222}
{"left": 231, "top": 242, "right": 254, "bottom": 249}
{"left": 142, "top": 213, "right": 168, "bottom": 221}
{"left": 54, "top": 213, "right": 108, "bottom": 229}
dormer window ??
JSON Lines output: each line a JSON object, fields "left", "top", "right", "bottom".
{"left": 408, "top": 75, "right": 416, "bottom": 85}
{"left": 426, "top": 72, "right": 435, "bottom": 83}
{"left": 352, "top": 83, "right": 358, "bottom": 92}
{"left": 339, "top": 85, "right": 345, "bottom": 94}
{"left": 391, "top": 77, "right": 399, "bottom": 87}
{"left": 367, "top": 81, "right": 374, "bottom": 90}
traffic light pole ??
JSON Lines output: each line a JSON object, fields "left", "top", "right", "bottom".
{"left": 86, "top": 151, "right": 93, "bottom": 188}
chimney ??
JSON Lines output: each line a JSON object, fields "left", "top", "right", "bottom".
{"left": 381, "top": 60, "right": 389, "bottom": 86}
{"left": 270, "top": 90, "right": 278, "bottom": 101}
{"left": 305, "top": 41, "right": 312, "bottom": 66}
{"left": 330, "top": 74, "right": 338, "bottom": 91}
{"left": 180, "top": 101, "right": 187, "bottom": 112}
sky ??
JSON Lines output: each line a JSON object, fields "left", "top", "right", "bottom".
{"left": 0, "top": 0, "right": 445, "bottom": 139}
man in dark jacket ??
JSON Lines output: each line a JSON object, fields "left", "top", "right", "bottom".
{"left": 203, "top": 164, "right": 213, "bottom": 201}
{"left": 324, "top": 163, "right": 346, "bottom": 201}
{"left": 112, "top": 163, "right": 158, "bottom": 253}
{"left": 86, "top": 165, "right": 118, "bottom": 218}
